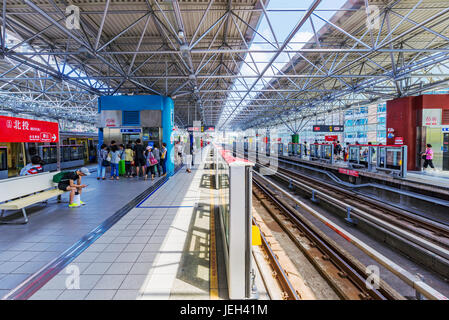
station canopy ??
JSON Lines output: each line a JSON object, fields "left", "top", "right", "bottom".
{"left": 0, "top": 0, "right": 448, "bottom": 129}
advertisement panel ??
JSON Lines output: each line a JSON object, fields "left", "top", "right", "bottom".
{"left": 0, "top": 115, "right": 59, "bottom": 143}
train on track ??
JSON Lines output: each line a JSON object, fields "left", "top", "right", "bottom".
{"left": 0, "top": 131, "right": 98, "bottom": 179}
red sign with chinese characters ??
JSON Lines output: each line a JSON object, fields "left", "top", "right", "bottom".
{"left": 325, "top": 135, "right": 338, "bottom": 142}
{"left": 339, "top": 168, "right": 359, "bottom": 177}
{"left": 0, "top": 116, "right": 59, "bottom": 143}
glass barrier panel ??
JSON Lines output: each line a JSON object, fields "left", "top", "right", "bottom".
{"left": 386, "top": 148, "right": 402, "bottom": 170}
{"left": 324, "top": 145, "right": 332, "bottom": 159}
{"left": 349, "top": 146, "right": 359, "bottom": 162}
{"left": 0, "top": 148, "right": 7, "bottom": 170}
{"left": 360, "top": 146, "right": 369, "bottom": 163}
{"left": 217, "top": 151, "right": 230, "bottom": 248}
{"left": 63, "top": 146, "right": 71, "bottom": 162}
{"left": 379, "top": 147, "right": 386, "bottom": 167}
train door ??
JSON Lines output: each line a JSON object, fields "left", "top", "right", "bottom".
{"left": 77, "top": 138, "right": 89, "bottom": 163}
{"left": 0, "top": 146, "right": 7, "bottom": 179}
{"left": 88, "top": 138, "right": 96, "bottom": 163}
{"left": 443, "top": 133, "right": 449, "bottom": 171}
{"left": 5, "top": 142, "right": 26, "bottom": 177}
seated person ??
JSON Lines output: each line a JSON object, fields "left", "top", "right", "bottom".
{"left": 57, "top": 167, "right": 90, "bottom": 208}
{"left": 20, "top": 155, "right": 44, "bottom": 176}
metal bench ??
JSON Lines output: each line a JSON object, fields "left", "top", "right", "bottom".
{"left": 0, "top": 172, "right": 66, "bottom": 224}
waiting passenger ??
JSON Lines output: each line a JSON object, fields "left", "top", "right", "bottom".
{"left": 20, "top": 155, "right": 44, "bottom": 176}
{"left": 97, "top": 144, "right": 108, "bottom": 180}
{"left": 133, "top": 139, "right": 146, "bottom": 178}
{"left": 144, "top": 146, "right": 157, "bottom": 180}
{"left": 161, "top": 142, "right": 167, "bottom": 176}
{"left": 344, "top": 142, "right": 350, "bottom": 161}
{"left": 57, "top": 167, "right": 90, "bottom": 208}
{"left": 124, "top": 144, "right": 134, "bottom": 178}
{"left": 152, "top": 144, "right": 162, "bottom": 177}
{"left": 421, "top": 144, "right": 436, "bottom": 171}
{"left": 335, "top": 141, "right": 342, "bottom": 160}
{"left": 109, "top": 145, "right": 121, "bottom": 180}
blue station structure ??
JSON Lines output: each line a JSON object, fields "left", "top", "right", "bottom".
{"left": 97, "top": 95, "right": 175, "bottom": 175}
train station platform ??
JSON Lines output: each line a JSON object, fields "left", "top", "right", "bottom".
{"left": 282, "top": 155, "right": 449, "bottom": 196}
{"left": 0, "top": 167, "right": 165, "bottom": 298}
{"left": 0, "top": 146, "right": 235, "bottom": 300}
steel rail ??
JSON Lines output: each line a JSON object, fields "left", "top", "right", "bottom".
{"left": 275, "top": 163, "right": 449, "bottom": 244}
{"left": 264, "top": 163, "right": 449, "bottom": 260}
{"left": 252, "top": 217, "right": 300, "bottom": 300}
{"left": 252, "top": 169, "right": 448, "bottom": 300}
{"left": 253, "top": 177, "right": 393, "bottom": 300}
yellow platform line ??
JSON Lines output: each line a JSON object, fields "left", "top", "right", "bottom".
{"left": 209, "top": 169, "right": 219, "bottom": 300}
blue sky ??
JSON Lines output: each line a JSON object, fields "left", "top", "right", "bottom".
{"left": 219, "top": 0, "right": 349, "bottom": 125}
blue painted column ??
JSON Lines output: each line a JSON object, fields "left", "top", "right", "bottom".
{"left": 162, "top": 96, "right": 175, "bottom": 175}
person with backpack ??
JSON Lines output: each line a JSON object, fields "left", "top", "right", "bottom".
{"left": 97, "top": 144, "right": 108, "bottom": 180}
{"left": 152, "top": 144, "right": 162, "bottom": 177}
{"left": 54, "top": 167, "right": 90, "bottom": 208}
{"left": 335, "top": 140, "right": 342, "bottom": 160}
{"left": 109, "top": 145, "right": 121, "bottom": 180}
{"left": 144, "top": 146, "right": 157, "bottom": 180}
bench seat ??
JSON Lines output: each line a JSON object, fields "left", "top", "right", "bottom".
{"left": 0, "top": 188, "right": 64, "bottom": 210}
{"left": 0, "top": 172, "right": 67, "bottom": 224}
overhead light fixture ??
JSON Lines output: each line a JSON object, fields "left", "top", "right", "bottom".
{"left": 178, "top": 30, "right": 185, "bottom": 39}
{"left": 180, "top": 44, "right": 189, "bottom": 52}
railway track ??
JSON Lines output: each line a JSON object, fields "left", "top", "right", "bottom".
{"left": 275, "top": 165, "right": 449, "bottom": 250}
{"left": 237, "top": 150, "right": 449, "bottom": 272}
{"left": 252, "top": 175, "right": 402, "bottom": 300}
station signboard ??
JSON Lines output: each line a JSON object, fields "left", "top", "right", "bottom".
{"left": 120, "top": 128, "right": 141, "bottom": 133}
{"left": 313, "top": 125, "right": 344, "bottom": 132}
{"left": 0, "top": 115, "right": 59, "bottom": 143}
{"left": 325, "top": 135, "right": 338, "bottom": 142}
{"left": 394, "top": 137, "right": 404, "bottom": 145}
{"left": 422, "top": 109, "right": 441, "bottom": 126}
{"left": 338, "top": 168, "right": 359, "bottom": 177}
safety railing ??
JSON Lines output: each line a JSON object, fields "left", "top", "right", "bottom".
{"left": 213, "top": 143, "right": 257, "bottom": 299}
{"left": 347, "top": 144, "right": 407, "bottom": 177}
{"left": 310, "top": 143, "right": 334, "bottom": 164}
{"left": 287, "top": 142, "right": 308, "bottom": 158}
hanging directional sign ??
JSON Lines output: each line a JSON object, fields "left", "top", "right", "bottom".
{"left": 0, "top": 115, "right": 59, "bottom": 143}
{"left": 313, "top": 125, "right": 344, "bottom": 132}
{"left": 186, "top": 125, "right": 215, "bottom": 132}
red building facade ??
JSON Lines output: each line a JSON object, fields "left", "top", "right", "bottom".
{"left": 386, "top": 94, "right": 449, "bottom": 170}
